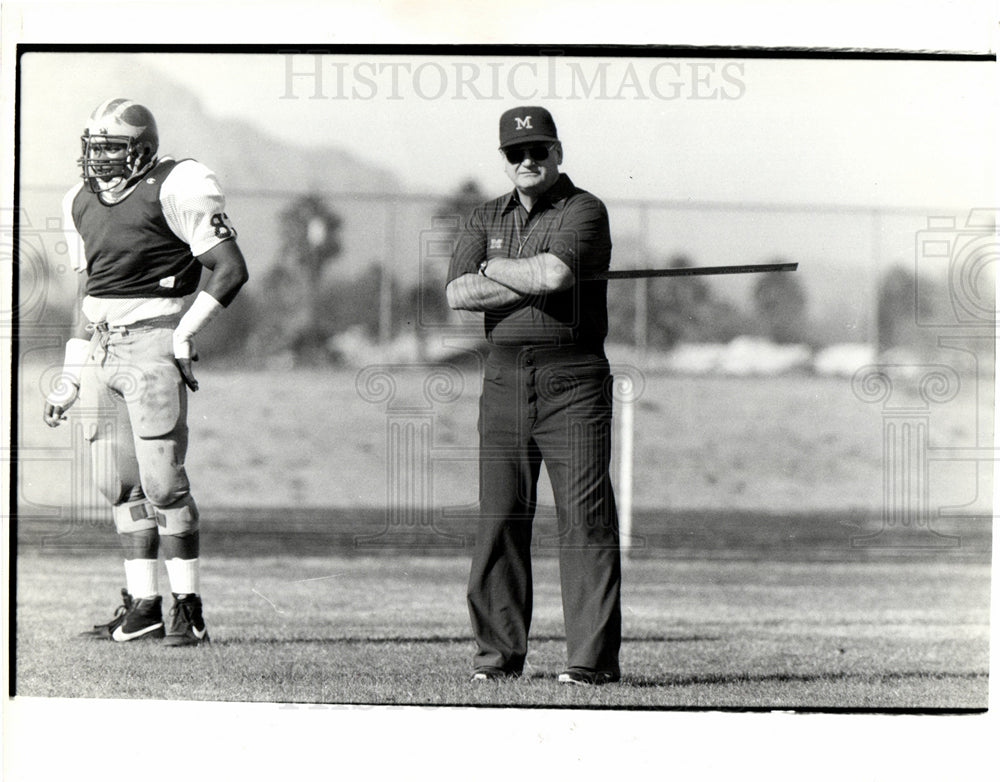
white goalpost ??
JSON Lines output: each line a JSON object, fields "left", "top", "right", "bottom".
{"left": 616, "top": 374, "right": 636, "bottom": 559}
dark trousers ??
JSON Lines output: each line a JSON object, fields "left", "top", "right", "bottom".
{"left": 468, "top": 345, "right": 622, "bottom": 675}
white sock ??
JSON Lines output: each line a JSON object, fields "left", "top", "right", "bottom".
{"left": 165, "top": 558, "right": 200, "bottom": 596}
{"left": 123, "top": 559, "right": 158, "bottom": 599}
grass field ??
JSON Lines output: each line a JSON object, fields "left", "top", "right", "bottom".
{"left": 11, "top": 359, "right": 993, "bottom": 711}
{"left": 14, "top": 513, "right": 991, "bottom": 709}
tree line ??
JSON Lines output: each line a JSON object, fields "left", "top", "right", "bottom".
{"left": 37, "top": 184, "right": 979, "bottom": 365}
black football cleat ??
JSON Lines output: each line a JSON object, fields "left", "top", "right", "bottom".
{"left": 81, "top": 588, "right": 165, "bottom": 642}
{"left": 161, "top": 593, "right": 210, "bottom": 647}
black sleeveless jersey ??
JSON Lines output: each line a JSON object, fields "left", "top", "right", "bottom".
{"left": 71, "top": 158, "right": 203, "bottom": 299}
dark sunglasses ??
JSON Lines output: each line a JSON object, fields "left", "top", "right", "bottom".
{"left": 503, "top": 144, "right": 555, "bottom": 164}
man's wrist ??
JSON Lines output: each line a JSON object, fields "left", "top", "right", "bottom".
{"left": 46, "top": 337, "right": 90, "bottom": 407}
{"left": 478, "top": 259, "right": 490, "bottom": 277}
{"left": 173, "top": 291, "right": 223, "bottom": 360}
{"left": 63, "top": 337, "right": 91, "bottom": 381}
{"left": 178, "top": 291, "right": 224, "bottom": 333}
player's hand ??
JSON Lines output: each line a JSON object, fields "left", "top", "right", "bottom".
{"left": 43, "top": 383, "right": 79, "bottom": 427}
{"left": 175, "top": 355, "right": 199, "bottom": 392}
{"left": 173, "top": 329, "right": 200, "bottom": 392}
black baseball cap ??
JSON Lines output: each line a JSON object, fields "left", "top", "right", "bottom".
{"left": 499, "top": 106, "right": 559, "bottom": 149}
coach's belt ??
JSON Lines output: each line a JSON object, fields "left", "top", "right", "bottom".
{"left": 488, "top": 343, "right": 608, "bottom": 367}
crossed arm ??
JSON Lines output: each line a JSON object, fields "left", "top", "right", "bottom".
{"left": 446, "top": 252, "right": 574, "bottom": 311}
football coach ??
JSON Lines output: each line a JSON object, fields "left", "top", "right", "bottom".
{"left": 446, "top": 106, "right": 622, "bottom": 686}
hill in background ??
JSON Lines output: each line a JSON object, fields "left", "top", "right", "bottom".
{"left": 18, "top": 54, "right": 414, "bottom": 315}
{"left": 19, "top": 54, "right": 400, "bottom": 194}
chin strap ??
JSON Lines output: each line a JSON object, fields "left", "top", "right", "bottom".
{"left": 94, "top": 157, "right": 159, "bottom": 200}
{"left": 128, "top": 154, "right": 157, "bottom": 181}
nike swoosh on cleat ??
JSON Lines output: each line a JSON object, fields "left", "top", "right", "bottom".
{"left": 163, "top": 625, "right": 208, "bottom": 646}
{"left": 111, "top": 622, "right": 164, "bottom": 641}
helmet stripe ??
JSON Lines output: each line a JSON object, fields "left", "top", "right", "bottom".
{"left": 90, "top": 98, "right": 136, "bottom": 124}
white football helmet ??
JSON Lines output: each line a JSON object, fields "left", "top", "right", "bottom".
{"left": 78, "top": 98, "right": 159, "bottom": 193}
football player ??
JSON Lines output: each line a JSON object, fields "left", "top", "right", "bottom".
{"left": 44, "top": 98, "right": 249, "bottom": 645}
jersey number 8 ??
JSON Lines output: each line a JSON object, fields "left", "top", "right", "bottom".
{"left": 210, "top": 213, "right": 236, "bottom": 240}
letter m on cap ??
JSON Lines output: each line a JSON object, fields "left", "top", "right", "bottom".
{"left": 514, "top": 116, "right": 533, "bottom": 130}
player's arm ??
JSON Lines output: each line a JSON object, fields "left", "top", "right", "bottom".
{"left": 43, "top": 272, "right": 90, "bottom": 427}
{"left": 195, "top": 238, "right": 250, "bottom": 306}
{"left": 67, "top": 274, "right": 92, "bottom": 340}
{"left": 162, "top": 162, "right": 250, "bottom": 391}
{"left": 172, "top": 239, "right": 249, "bottom": 392}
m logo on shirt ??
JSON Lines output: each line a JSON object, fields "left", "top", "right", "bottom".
{"left": 514, "top": 116, "right": 532, "bottom": 131}
{"left": 490, "top": 238, "right": 504, "bottom": 249}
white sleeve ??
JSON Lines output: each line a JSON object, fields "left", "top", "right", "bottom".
{"left": 61, "top": 184, "right": 87, "bottom": 273}
{"left": 159, "top": 159, "right": 238, "bottom": 257}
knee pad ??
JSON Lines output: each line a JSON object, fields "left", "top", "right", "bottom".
{"left": 112, "top": 499, "right": 160, "bottom": 534}
{"left": 154, "top": 494, "right": 200, "bottom": 536}
{"left": 112, "top": 494, "right": 199, "bottom": 536}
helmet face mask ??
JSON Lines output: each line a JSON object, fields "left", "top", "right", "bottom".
{"left": 79, "top": 133, "right": 135, "bottom": 191}
{"left": 78, "top": 99, "right": 159, "bottom": 194}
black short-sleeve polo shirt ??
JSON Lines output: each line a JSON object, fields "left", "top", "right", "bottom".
{"left": 447, "top": 174, "right": 612, "bottom": 348}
